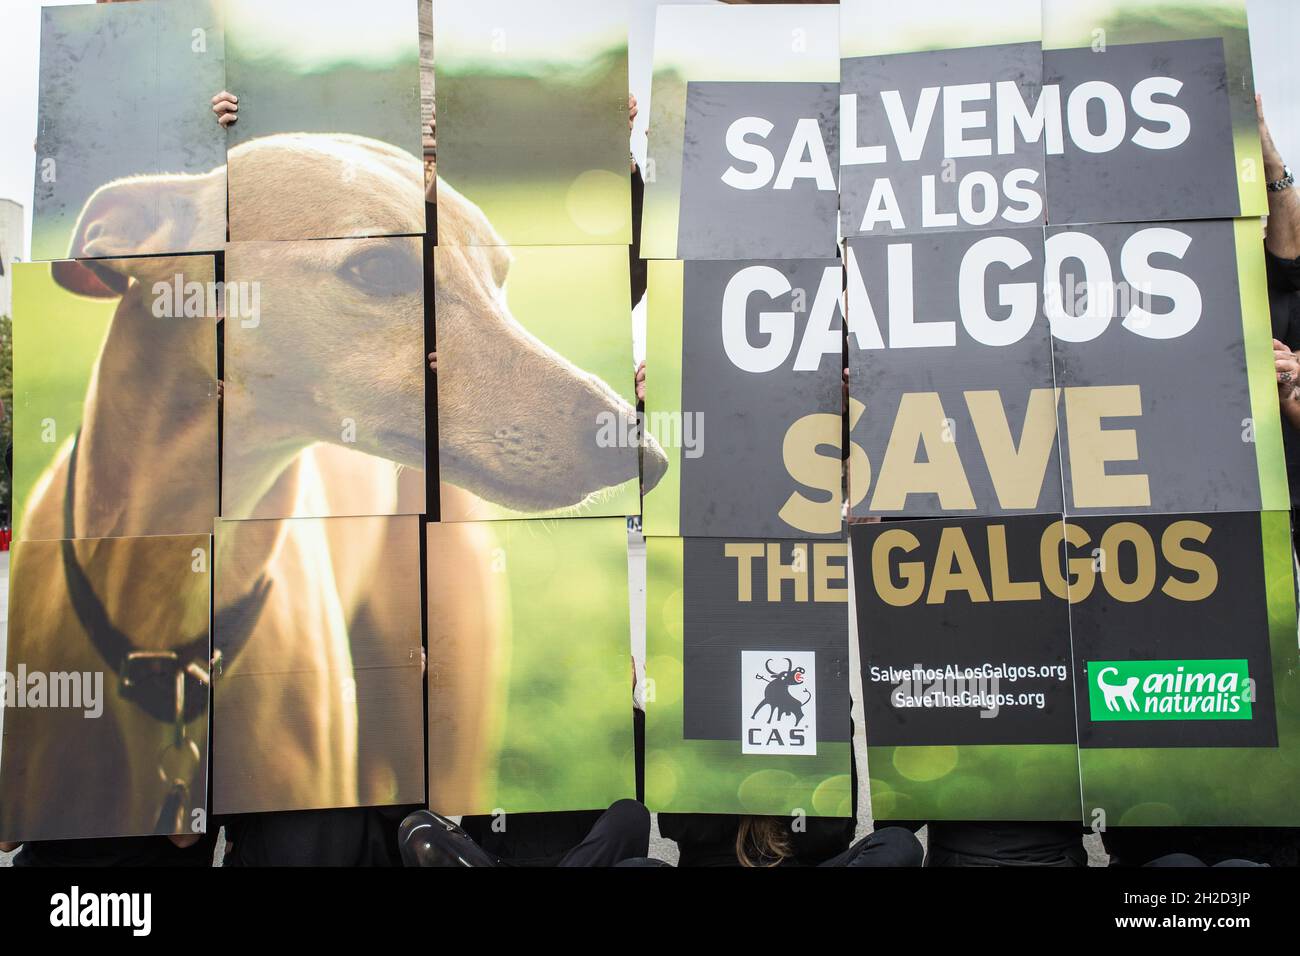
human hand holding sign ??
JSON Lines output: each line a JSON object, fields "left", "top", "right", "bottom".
{"left": 212, "top": 90, "right": 238, "bottom": 128}
{"left": 425, "top": 97, "right": 437, "bottom": 200}
{"left": 1275, "top": 339, "right": 1299, "bottom": 397}
{"left": 629, "top": 94, "right": 639, "bottom": 171}
{"left": 1260, "top": 94, "right": 1299, "bottom": 261}
{"left": 1259, "top": 94, "right": 1285, "bottom": 182}
{"left": 1274, "top": 338, "right": 1300, "bottom": 433}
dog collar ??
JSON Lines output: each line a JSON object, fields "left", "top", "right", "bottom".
{"left": 60, "top": 429, "right": 271, "bottom": 725}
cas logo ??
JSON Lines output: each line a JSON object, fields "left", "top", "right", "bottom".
{"left": 742, "top": 651, "right": 817, "bottom": 755}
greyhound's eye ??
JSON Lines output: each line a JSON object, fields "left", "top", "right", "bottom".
{"left": 339, "top": 248, "right": 418, "bottom": 296}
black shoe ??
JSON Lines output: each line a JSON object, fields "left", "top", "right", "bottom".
{"left": 399, "top": 810, "right": 498, "bottom": 867}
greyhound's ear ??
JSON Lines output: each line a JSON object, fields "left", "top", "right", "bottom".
{"left": 51, "top": 259, "right": 131, "bottom": 299}
{"left": 64, "top": 170, "right": 225, "bottom": 263}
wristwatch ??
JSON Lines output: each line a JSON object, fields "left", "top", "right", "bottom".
{"left": 1269, "top": 165, "right": 1295, "bottom": 192}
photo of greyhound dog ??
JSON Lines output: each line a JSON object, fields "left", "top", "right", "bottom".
{"left": 212, "top": 514, "right": 425, "bottom": 815}
{"left": 222, "top": 231, "right": 426, "bottom": 521}
{"left": 11, "top": 255, "right": 219, "bottom": 542}
{"left": 435, "top": 232, "right": 668, "bottom": 521}
{"left": 2, "top": 126, "right": 662, "bottom": 824}
{"left": 0, "top": 533, "right": 213, "bottom": 843}
{"left": 0, "top": 254, "right": 219, "bottom": 840}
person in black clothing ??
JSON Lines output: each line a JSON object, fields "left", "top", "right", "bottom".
{"left": 401, "top": 798, "right": 655, "bottom": 867}
{"left": 921, "top": 822, "right": 1087, "bottom": 867}
{"left": 659, "top": 812, "right": 921, "bottom": 868}
{"left": 452, "top": 799, "right": 652, "bottom": 868}
{"left": 5, "top": 833, "right": 218, "bottom": 868}
{"left": 658, "top": 714, "right": 921, "bottom": 868}
{"left": 222, "top": 806, "right": 415, "bottom": 867}
{"left": 1102, "top": 831, "right": 1272, "bottom": 869}
{"left": 1263, "top": 94, "right": 1300, "bottom": 552}
{"left": 443, "top": 701, "right": 653, "bottom": 867}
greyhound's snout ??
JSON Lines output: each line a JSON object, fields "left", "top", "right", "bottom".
{"left": 642, "top": 433, "right": 669, "bottom": 493}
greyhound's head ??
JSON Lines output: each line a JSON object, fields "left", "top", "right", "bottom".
{"left": 223, "top": 234, "right": 425, "bottom": 472}
{"left": 226, "top": 135, "right": 428, "bottom": 482}
{"left": 50, "top": 131, "right": 668, "bottom": 511}
{"left": 226, "top": 132, "right": 427, "bottom": 241}
{"left": 51, "top": 163, "right": 227, "bottom": 299}
{"left": 435, "top": 179, "right": 668, "bottom": 511}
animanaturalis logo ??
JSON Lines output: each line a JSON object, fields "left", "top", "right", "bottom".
{"left": 742, "top": 651, "right": 817, "bottom": 755}
{"left": 1087, "top": 660, "right": 1252, "bottom": 722}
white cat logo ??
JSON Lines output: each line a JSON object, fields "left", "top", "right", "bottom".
{"left": 1097, "top": 666, "right": 1140, "bottom": 713}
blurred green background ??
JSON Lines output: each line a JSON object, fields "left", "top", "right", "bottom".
{"left": 481, "top": 517, "right": 636, "bottom": 812}
{"left": 644, "top": 537, "right": 854, "bottom": 817}
{"left": 868, "top": 744, "right": 1083, "bottom": 822}
{"left": 224, "top": 0, "right": 423, "bottom": 162}
{"left": 9, "top": 263, "right": 114, "bottom": 539}
{"left": 435, "top": 0, "right": 630, "bottom": 245}
{"left": 1077, "top": 512, "right": 1300, "bottom": 826}
{"left": 0, "top": 314, "right": 11, "bottom": 527}
{"left": 842, "top": 1, "right": 1041, "bottom": 58}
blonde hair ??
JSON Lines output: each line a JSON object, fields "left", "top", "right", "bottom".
{"left": 736, "top": 816, "right": 794, "bottom": 868}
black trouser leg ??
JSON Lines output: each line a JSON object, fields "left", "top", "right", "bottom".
{"left": 557, "top": 800, "right": 651, "bottom": 867}
{"left": 821, "top": 827, "right": 923, "bottom": 867}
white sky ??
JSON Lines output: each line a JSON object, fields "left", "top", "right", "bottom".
{"left": 0, "top": 1, "right": 93, "bottom": 260}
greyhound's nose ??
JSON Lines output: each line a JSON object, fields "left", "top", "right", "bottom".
{"left": 641, "top": 434, "right": 669, "bottom": 493}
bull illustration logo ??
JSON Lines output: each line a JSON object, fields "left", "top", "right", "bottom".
{"left": 752, "top": 657, "right": 812, "bottom": 726}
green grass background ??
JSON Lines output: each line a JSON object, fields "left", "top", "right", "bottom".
{"left": 436, "top": 39, "right": 630, "bottom": 245}
{"left": 477, "top": 517, "right": 636, "bottom": 812}
{"left": 10, "top": 263, "right": 114, "bottom": 539}
{"left": 641, "top": 261, "right": 683, "bottom": 534}
{"left": 223, "top": 0, "right": 422, "bottom": 160}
